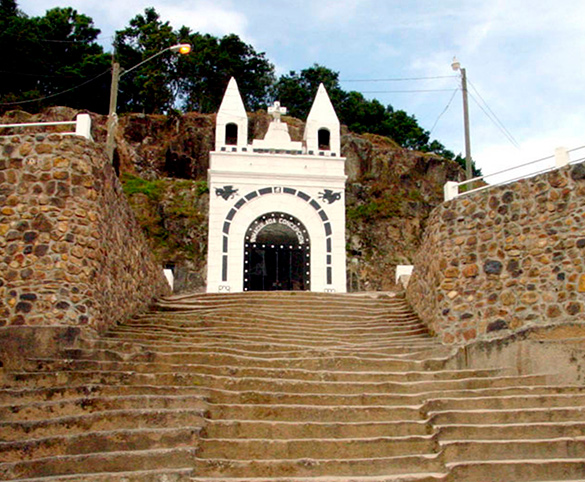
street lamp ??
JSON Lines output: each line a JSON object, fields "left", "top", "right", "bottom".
{"left": 451, "top": 56, "right": 472, "bottom": 180}
{"left": 106, "top": 43, "right": 192, "bottom": 162}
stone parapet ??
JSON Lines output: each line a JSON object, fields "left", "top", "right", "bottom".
{"left": 0, "top": 134, "right": 169, "bottom": 365}
{"left": 407, "top": 162, "right": 585, "bottom": 344}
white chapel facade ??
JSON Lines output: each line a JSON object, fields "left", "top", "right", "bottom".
{"left": 207, "top": 78, "right": 347, "bottom": 293}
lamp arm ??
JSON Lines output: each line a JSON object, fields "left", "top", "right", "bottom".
{"left": 120, "top": 46, "right": 173, "bottom": 78}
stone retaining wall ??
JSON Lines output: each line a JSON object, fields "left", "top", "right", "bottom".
{"left": 0, "top": 134, "right": 170, "bottom": 364}
{"left": 406, "top": 162, "right": 585, "bottom": 344}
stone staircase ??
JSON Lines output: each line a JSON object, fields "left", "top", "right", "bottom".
{"left": 1, "top": 291, "right": 585, "bottom": 481}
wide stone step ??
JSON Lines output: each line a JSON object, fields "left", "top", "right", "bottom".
{"left": 0, "top": 447, "right": 197, "bottom": 480}
{"left": 0, "top": 427, "right": 201, "bottom": 462}
{"left": 426, "top": 393, "right": 585, "bottom": 412}
{"left": 189, "top": 476, "right": 446, "bottom": 482}
{"left": 192, "top": 454, "right": 442, "bottom": 478}
{"left": 14, "top": 468, "right": 194, "bottom": 481}
{"left": 61, "top": 348, "right": 446, "bottom": 372}
{"left": 0, "top": 384, "right": 206, "bottom": 406}
{"left": 198, "top": 436, "right": 437, "bottom": 460}
{"left": 207, "top": 403, "right": 423, "bottom": 422}
{"left": 0, "top": 409, "right": 206, "bottom": 441}
{"left": 100, "top": 331, "right": 439, "bottom": 350}
{"left": 9, "top": 370, "right": 551, "bottom": 394}
{"left": 203, "top": 420, "right": 432, "bottom": 439}
{"left": 446, "top": 459, "right": 585, "bottom": 481}
{"left": 430, "top": 406, "right": 585, "bottom": 425}
{"left": 0, "top": 394, "right": 207, "bottom": 422}
{"left": 206, "top": 385, "right": 584, "bottom": 407}
{"left": 441, "top": 437, "right": 585, "bottom": 462}
{"left": 27, "top": 358, "right": 505, "bottom": 384}
{"left": 436, "top": 421, "right": 585, "bottom": 441}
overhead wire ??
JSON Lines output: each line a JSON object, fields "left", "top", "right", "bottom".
{"left": 0, "top": 68, "right": 111, "bottom": 106}
{"left": 342, "top": 75, "right": 458, "bottom": 82}
{"left": 429, "top": 87, "right": 459, "bottom": 135}
{"left": 468, "top": 79, "right": 521, "bottom": 149}
{"left": 467, "top": 89, "right": 521, "bottom": 150}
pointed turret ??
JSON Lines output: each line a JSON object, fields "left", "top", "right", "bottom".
{"left": 303, "top": 84, "right": 341, "bottom": 156}
{"left": 215, "top": 77, "right": 248, "bottom": 151}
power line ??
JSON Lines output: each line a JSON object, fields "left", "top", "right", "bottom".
{"left": 360, "top": 88, "right": 457, "bottom": 94}
{"left": 468, "top": 79, "right": 520, "bottom": 149}
{"left": 342, "top": 75, "right": 458, "bottom": 82}
{"left": 467, "top": 90, "right": 521, "bottom": 150}
{"left": 0, "top": 68, "right": 111, "bottom": 106}
{"left": 429, "top": 87, "right": 459, "bottom": 135}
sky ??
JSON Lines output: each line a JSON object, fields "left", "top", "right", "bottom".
{"left": 18, "top": 0, "right": 585, "bottom": 180}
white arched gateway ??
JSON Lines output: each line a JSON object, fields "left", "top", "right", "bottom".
{"left": 207, "top": 78, "right": 346, "bottom": 293}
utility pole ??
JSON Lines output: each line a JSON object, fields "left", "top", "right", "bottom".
{"left": 106, "top": 61, "right": 120, "bottom": 163}
{"left": 452, "top": 57, "right": 473, "bottom": 180}
{"left": 105, "top": 44, "right": 191, "bottom": 164}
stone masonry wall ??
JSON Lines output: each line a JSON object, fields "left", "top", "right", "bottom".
{"left": 0, "top": 133, "right": 170, "bottom": 362}
{"left": 406, "top": 162, "right": 585, "bottom": 344}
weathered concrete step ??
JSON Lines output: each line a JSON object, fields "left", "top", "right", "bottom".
{"left": 446, "top": 459, "right": 585, "bottom": 481}
{"left": 0, "top": 447, "right": 197, "bottom": 480}
{"left": 192, "top": 454, "right": 442, "bottom": 478}
{"left": 430, "top": 406, "right": 585, "bottom": 425}
{"left": 206, "top": 385, "right": 585, "bottom": 408}
{"left": 426, "top": 393, "right": 585, "bottom": 412}
{"left": 0, "top": 409, "right": 206, "bottom": 441}
{"left": 198, "top": 436, "right": 437, "bottom": 459}
{"left": 27, "top": 358, "right": 505, "bottom": 384}
{"left": 0, "top": 394, "right": 207, "bottom": 421}
{"left": 436, "top": 421, "right": 585, "bottom": 441}
{"left": 107, "top": 326, "right": 431, "bottom": 343}
{"left": 123, "top": 315, "right": 426, "bottom": 329}
{"left": 84, "top": 337, "right": 448, "bottom": 359}
{"left": 207, "top": 403, "right": 423, "bottom": 422}
{"left": 9, "top": 370, "right": 550, "bottom": 394}
{"left": 61, "top": 348, "right": 446, "bottom": 372}
{"left": 189, "top": 476, "right": 446, "bottom": 482}
{"left": 0, "top": 384, "right": 206, "bottom": 405}
{"left": 14, "top": 468, "right": 193, "bottom": 481}
{"left": 441, "top": 437, "right": 585, "bottom": 462}
{"left": 129, "top": 315, "right": 424, "bottom": 330}
{"left": 96, "top": 335, "right": 441, "bottom": 354}
{"left": 0, "top": 427, "right": 201, "bottom": 462}
{"left": 203, "top": 420, "right": 432, "bottom": 439}
{"left": 100, "top": 331, "right": 437, "bottom": 349}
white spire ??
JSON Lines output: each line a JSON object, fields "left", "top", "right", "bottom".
{"left": 304, "top": 84, "right": 341, "bottom": 155}
{"left": 215, "top": 77, "right": 248, "bottom": 150}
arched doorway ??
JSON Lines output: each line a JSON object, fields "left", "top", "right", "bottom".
{"left": 244, "top": 212, "right": 310, "bottom": 291}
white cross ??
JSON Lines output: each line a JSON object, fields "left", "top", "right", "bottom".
{"left": 268, "top": 101, "right": 287, "bottom": 122}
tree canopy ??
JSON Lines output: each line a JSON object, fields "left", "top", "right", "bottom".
{"left": 0, "top": 0, "right": 111, "bottom": 113}
{"left": 0, "top": 1, "right": 475, "bottom": 171}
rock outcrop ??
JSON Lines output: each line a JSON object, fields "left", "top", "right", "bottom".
{"left": 1, "top": 108, "right": 464, "bottom": 292}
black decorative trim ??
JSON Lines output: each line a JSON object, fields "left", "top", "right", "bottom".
{"left": 220, "top": 186, "right": 335, "bottom": 285}
{"left": 309, "top": 199, "right": 321, "bottom": 210}
{"left": 318, "top": 189, "right": 342, "bottom": 204}
{"left": 226, "top": 208, "right": 237, "bottom": 221}
{"left": 215, "top": 185, "right": 238, "bottom": 200}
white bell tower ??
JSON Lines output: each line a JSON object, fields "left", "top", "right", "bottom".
{"left": 207, "top": 79, "right": 347, "bottom": 293}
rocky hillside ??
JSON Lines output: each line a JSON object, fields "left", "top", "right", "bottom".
{"left": 0, "top": 107, "right": 464, "bottom": 292}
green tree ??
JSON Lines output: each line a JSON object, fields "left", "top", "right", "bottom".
{"left": 179, "top": 32, "right": 275, "bottom": 113}
{"left": 113, "top": 8, "right": 181, "bottom": 114}
{"left": 272, "top": 64, "right": 346, "bottom": 119}
{"left": 0, "top": 2, "right": 110, "bottom": 113}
